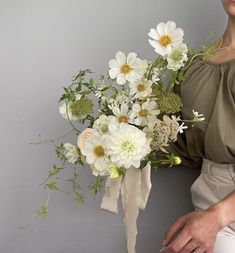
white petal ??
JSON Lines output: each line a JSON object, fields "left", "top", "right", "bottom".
{"left": 109, "top": 59, "right": 121, "bottom": 68}
{"left": 148, "top": 39, "right": 159, "bottom": 49}
{"left": 86, "top": 154, "right": 96, "bottom": 164}
{"left": 172, "top": 28, "right": 184, "bottom": 41}
{"left": 126, "top": 71, "right": 141, "bottom": 83}
{"left": 165, "top": 44, "right": 172, "bottom": 55}
{"left": 121, "top": 102, "right": 129, "bottom": 115}
{"left": 116, "top": 51, "right": 126, "bottom": 64}
{"left": 166, "top": 21, "right": 176, "bottom": 33}
{"left": 135, "top": 117, "right": 143, "bottom": 126}
{"left": 154, "top": 44, "right": 167, "bottom": 56}
{"left": 127, "top": 52, "right": 137, "bottom": 65}
{"left": 148, "top": 28, "right": 160, "bottom": 40}
{"left": 156, "top": 22, "right": 166, "bottom": 35}
{"left": 132, "top": 103, "right": 141, "bottom": 112}
{"left": 109, "top": 68, "right": 121, "bottom": 79}
{"left": 112, "top": 107, "right": 121, "bottom": 117}
{"left": 116, "top": 73, "right": 126, "bottom": 85}
{"left": 150, "top": 109, "right": 160, "bottom": 115}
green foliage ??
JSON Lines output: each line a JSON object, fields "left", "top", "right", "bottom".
{"left": 88, "top": 176, "right": 105, "bottom": 197}
{"left": 37, "top": 204, "right": 49, "bottom": 218}
{"left": 74, "top": 192, "right": 86, "bottom": 205}
{"left": 46, "top": 181, "right": 58, "bottom": 190}
{"left": 48, "top": 165, "right": 63, "bottom": 178}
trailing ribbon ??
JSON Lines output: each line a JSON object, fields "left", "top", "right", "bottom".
{"left": 100, "top": 163, "right": 152, "bottom": 253}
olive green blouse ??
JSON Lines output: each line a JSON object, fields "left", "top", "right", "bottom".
{"left": 168, "top": 55, "right": 235, "bottom": 169}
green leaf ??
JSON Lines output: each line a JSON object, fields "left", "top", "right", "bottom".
{"left": 74, "top": 192, "right": 86, "bottom": 205}
{"left": 88, "top": 176, "right": 104, "bottom": 197}
{"left": 37, "top": 205, "right": 48, "bottom": 217}
{"left": 139, "top": 160, "right": 148, "bottom": 170}
{"left": 46, "top": 181, "right": 58, "bottom": 190}
{"left": 48, "top": 165, "right": 63, "bottom": 178}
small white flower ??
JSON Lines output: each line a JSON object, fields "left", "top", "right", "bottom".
{"left": 63, "top": 143, "right": 79, "bottom": 164}
{"left": 152, "top": 67, "right": 161, "bottom": 83}
{"left": 130, "top": 100, "right": 160, "bottom": 128}
{"left": 148, "top": 21, "right": 184, "bottom": 56}
{"left": 93, "top": 115, "right": 116, "bottom": 135}
{"left": 178, "top": 122, "right": 188, "bottom": 133}
{"left": 129, "top": 78, "right": 153, "bottom": 99}
{"left": 192, "top": 110, "right": 205, "bottom": 122}
{"left": 82, "top": 134, "right": 110, "bottom": 176}
{"left": 167, "top": 43, "right": 188, "bottom": 71}
{"left": 108, "top": 51, "right": 148, "bottom": 85}
{"left": 103, "top": 123, "right": 151, "bottom": 169}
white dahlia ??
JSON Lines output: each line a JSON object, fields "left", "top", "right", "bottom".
{"left": 82, "top": 134, "right": 110, "bottom": 176}
{"left": 148, "top": 21, "right": 184, "bottom": 56}
{"left": 129, "top": 78, "right": 153, "bottom": 99}
{"left": 130, "top": 100, "right": 160, "bottom": 128}
{"left": 103, "top": 123, "right": 151, "bottom": 169}
{"left": 108, "top": 51, "right": 148, "bottom": 85}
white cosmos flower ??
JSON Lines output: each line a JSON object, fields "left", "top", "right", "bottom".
{"left": 148, "top": 21, "right": 184, "bottom": 56}
{"left": 82, "top": 134, "right": 110, "bottom": 176}
{"left": 129, "top": 78, "right": 153, "bottom": 99}
{"left": 167, "top": 43, "right": 188, "bottom": 71}
{"left": 103, "top": 123, "right": 151, "bottom": 169}
{"left": 63, "top": 143, "right": 79, "bottom": 164}
{"left": 108, "top": 51, "right": 148, "bottom": 85}
{"left": 130, "top": 100, "right": 160, "bottom": 128}
{"left": 111, "top": 102, "right": 132, "bottom": 125}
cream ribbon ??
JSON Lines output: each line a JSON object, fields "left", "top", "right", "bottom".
{"left": 100, "top": 163, "right": 152, "bottom": 253}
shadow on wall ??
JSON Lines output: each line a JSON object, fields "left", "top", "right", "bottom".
{"left": 137, "top": 165, "right": 201, "bottom": 253}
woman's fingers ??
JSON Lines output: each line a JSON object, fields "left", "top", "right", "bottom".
{"left": 179, "top": 239, "right": 200, "bottom": 253}
{"left": 161, "top": 230, "right": 191, "bottom": 253}
{"left": 163, "top": 213, "right": 192, "bottom": 246}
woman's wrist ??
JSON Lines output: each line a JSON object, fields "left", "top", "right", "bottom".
{"left": 207, "top": 190, "right": 235, "bottom": 230}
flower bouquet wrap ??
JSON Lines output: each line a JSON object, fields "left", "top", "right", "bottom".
{"left": 35, "top": 21, "right": 217, "bottom": 253}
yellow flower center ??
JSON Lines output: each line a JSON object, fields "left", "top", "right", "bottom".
{"left": 94, "top": 145, "right": 105, "bottom": 157}
{"left": 121, "top": 64, "right": 132, "bottom": 74}
{"left": 137, "top": 83, "right": 146, "bottom": 92}
{"left": 160, "top": 35, "right": 172, "bottom": 47}
{"left": 139, "top": 109, "right": 149, "bottom": 117}
{"left": 119, "top": 116, "right": 128, "bottom": 123}
{"left": 121, "top": 140, "right": 134, "bottom": 154}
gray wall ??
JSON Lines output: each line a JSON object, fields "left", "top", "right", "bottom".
{"left": 0, "top": 0, "right": 226, "bottom": 252}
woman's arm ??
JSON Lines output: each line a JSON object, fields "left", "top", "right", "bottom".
{"left": 161, "top": 190, "right": 235, "bottom": 253}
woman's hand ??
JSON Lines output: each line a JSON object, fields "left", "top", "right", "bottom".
{"left": 160, "top": 208, "right": 224, "bottom": 253}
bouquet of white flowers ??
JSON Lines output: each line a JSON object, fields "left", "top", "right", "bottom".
{"left": 36, "top": 20, "right": 216, "bottom": 253}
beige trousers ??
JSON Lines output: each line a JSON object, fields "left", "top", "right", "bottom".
{"left": 190, "top": 157, "right": 235, "bottom": 252}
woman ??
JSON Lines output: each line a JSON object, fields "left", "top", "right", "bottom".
{"left": 161, "top": 1, "right": 235, "bottom": 252}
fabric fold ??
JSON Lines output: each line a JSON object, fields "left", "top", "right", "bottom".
{"left": 100, "top": 163, "right": 152, "bottom": 253}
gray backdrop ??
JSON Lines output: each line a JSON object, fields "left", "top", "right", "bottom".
{"left": 0, "top": 0, "right": 227, "bottom": 252}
